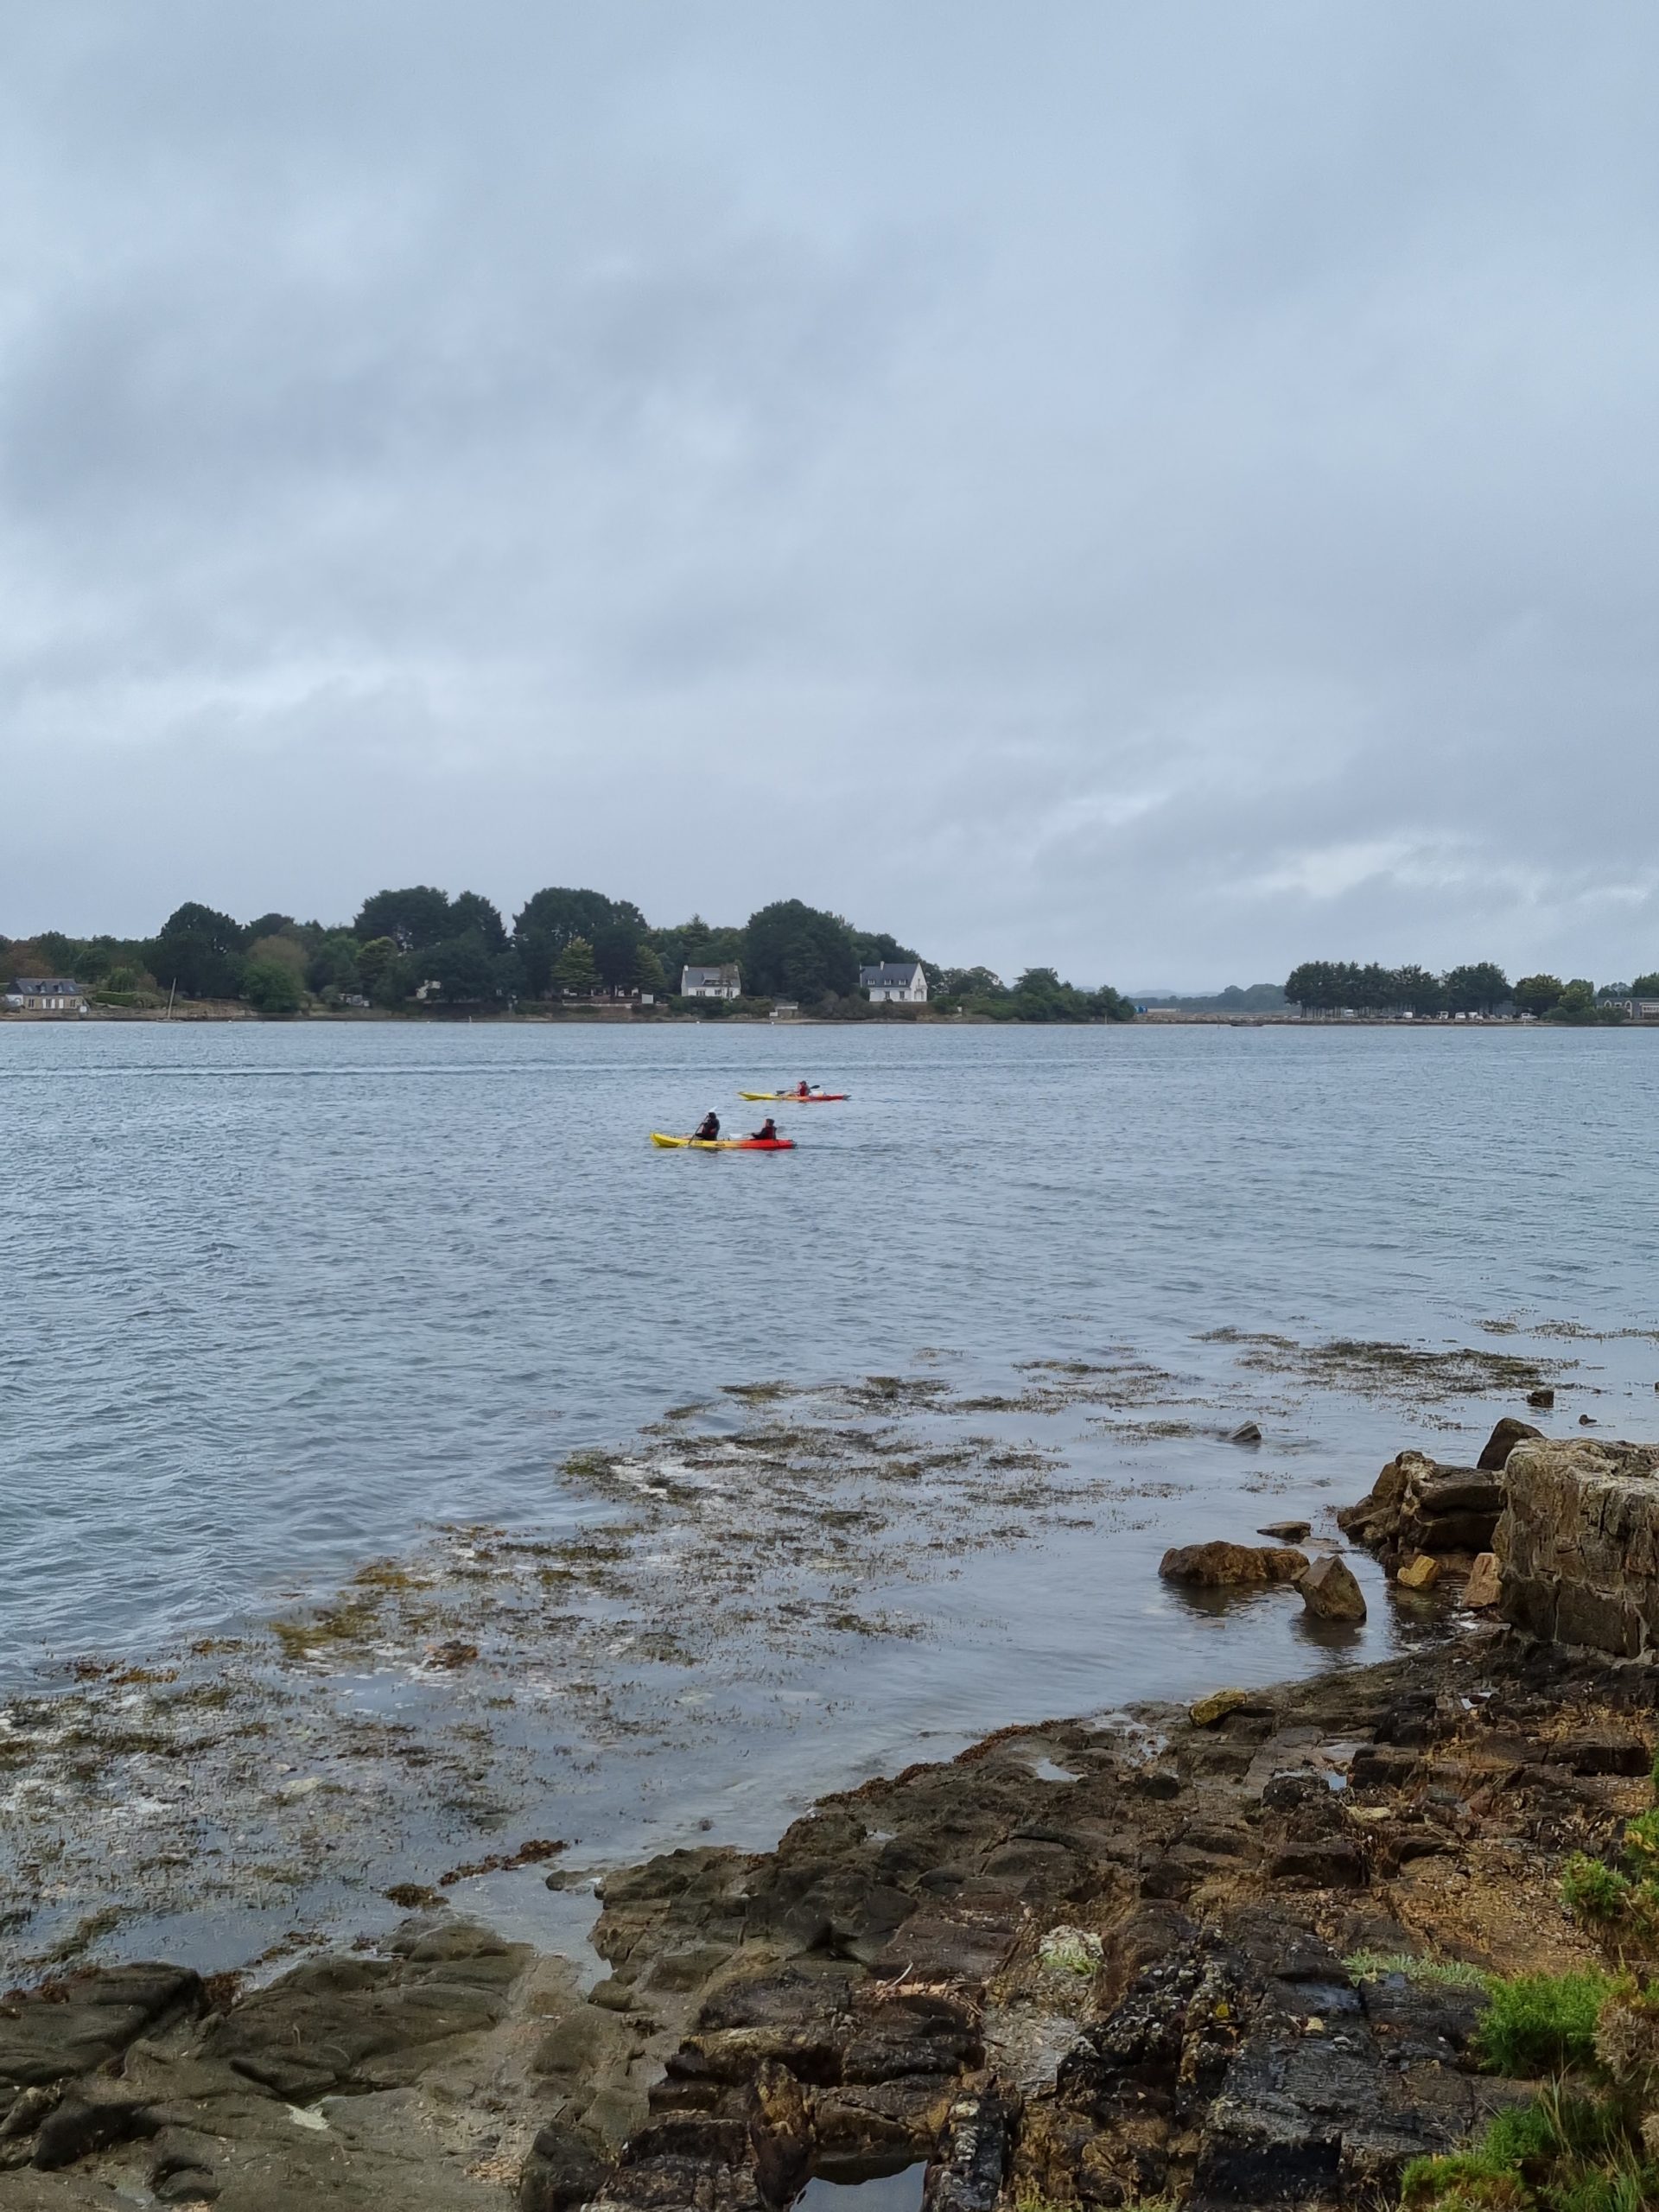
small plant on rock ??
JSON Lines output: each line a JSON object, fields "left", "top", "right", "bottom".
{"left": 1038, "top": 1924, "right": 1104, "bottom": 1977}
{"left": 1562, "top": 1854, "right": 1634, "bottom": 1924}
{"left": 1476, "top": 1971, "right": 1611, "bottom": 2075}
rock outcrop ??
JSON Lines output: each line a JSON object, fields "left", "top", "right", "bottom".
{"left": 1159, "top": 1542, "right": 1308, "bottom": 1587}
{"left": 1498, "top": 1436, "right": 1659, "bottom": 1657}
{"left": 8, "top": 1634, "right": 1656, "bottom": 2210}
{"left": 1337, "top": 1452, "right": 1505, "bottom": 1567}
{"left": 1338, "top": 1419, "right": 1548, "bottom": 1574}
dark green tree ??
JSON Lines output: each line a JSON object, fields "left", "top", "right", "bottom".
{"left": 448, "top": 891, "right": 507, "bottom": 951}
{"left": 244, "top": 957, "right": 304, "bottom": 1014}
{"left": 1286, "top": 961, "right": 1349, "bottom": 1013}
{"left": 514, "top": 887, "right": 644, "bottom": 998}
{"left": 649, "top": 918, "right": 746, "bottom": 993}
{"left": 1513, "top": 974, "right": 1565, "bottom": 1019}
{"left": 353, "top": 886, "right": 452, "bottom": 950}
{"left": 850, "top": 929, "right": 920, "bottom": 968}
{"left": 743, "top": 900, "right": 858, "bottom": 1001}
{"left": 1632, "top": 973, "right": 1659, "bottom": 996}
{"left": 149, "top": 901, "right": 247, "bottom": 998}
{"left": 1443, "top": 962, "right": 1510, "bottom": 1015}
{"left": 1393, "top": 965, "right": 1445, "bottom": 1016}
{"left": 554, "top": 937, "right": 600, "bottom": 995}
{"left": 941, "top": 965, "right": 1006, "bottom": 1001}
{"left": 592, "top": 918, "right": 645, "bottom": 990}
{"left": 306, "top": 933, "right": 363, "bottom": 995}
{"left": 356, "top": 937, "right": 410, "bottom": 1006}
{"left": 632, "top": 943, "right": 667, "bottom": 995}
{"left": 427, "top": 932, "right": 500, "bottom": 1002}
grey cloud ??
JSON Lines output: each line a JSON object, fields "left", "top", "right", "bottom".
{"left": 2, "top": 2, "right": 1658, "bottom": 984}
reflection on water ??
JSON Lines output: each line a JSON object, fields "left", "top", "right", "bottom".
{"left": 798, "top": 2162, "right": 926, "bottom": 2210}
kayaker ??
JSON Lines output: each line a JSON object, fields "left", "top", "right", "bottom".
{"left": 750, "top": 1117, "right": 779, "bottom": 1141}
{"left": 692, "top": 1110, "right": 721, "bottom": 1142}
{"left": 794, "top": 1079, "right": 813, "bottom": 1097}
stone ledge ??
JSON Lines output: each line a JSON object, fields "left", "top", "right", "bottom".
{"left": 1497, "top": 1438, "right": 1659, "bottom": 1657}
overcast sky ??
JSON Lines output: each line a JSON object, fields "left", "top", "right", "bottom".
{"left": 3, "top": 4, "right": 1657, "bottom": 987}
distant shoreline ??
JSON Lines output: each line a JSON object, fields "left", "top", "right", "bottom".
{"left": 3, "top": 1005, "right": 1649, "bottom": 1029}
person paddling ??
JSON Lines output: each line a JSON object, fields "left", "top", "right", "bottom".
{"left": 692, "top": 1110, "right": 721, "bottom": 1142}
{"left": 750, "top": 1116, "right": 779, "bottom": 1141}
{"left": 793, "top": 1079, "right": 814, "bottom": 1098}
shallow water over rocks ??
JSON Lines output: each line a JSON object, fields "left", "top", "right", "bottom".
{"left": 4, "top": 1020, "right": 1658, "bottom": 1975}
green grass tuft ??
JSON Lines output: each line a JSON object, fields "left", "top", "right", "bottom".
{"left": 1474, "top": 1970, "right": 1611, "bottom": 2076}
{"left": 1561, "top": 1853, "right": 1633, "bottom": 1923}
{"left": 1343, "top": 1949, "right": 1491, "bottom": 1990}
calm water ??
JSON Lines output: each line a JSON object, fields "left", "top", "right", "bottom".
{"left": 3, "top": 1018, "right": 1656, "bottom": 1681}
{"left": 5, "top": 1017, "right": 1659, "bottom": 1969}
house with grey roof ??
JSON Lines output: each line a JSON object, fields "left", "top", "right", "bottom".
{"left": 859, "top": 960, "right": 927, "bottom": 1005}
{"left": 681, "top": 963, "right": 741, "bottom": 1000}
{"left": 4, "top": 977, "right": 86, "bottom": 1014}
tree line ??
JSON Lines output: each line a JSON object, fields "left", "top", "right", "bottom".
{"left": 3, "top": 887, "right": 1135, "bottom": 1022}
{"left": 1286, "top": 961, "right": 1659, "bottom": 1023}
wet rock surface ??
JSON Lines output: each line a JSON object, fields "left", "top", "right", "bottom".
{"left": 1159, "top": 1543, "right": 1308, "bottom": 1588}
{"left": 1297, "top": 1555, "right": 1366, "bottom": 1621}
{"left": 1337, "top": 1452, "right": 1506, "bottom": 1567}
{"left": 6, "top": 1629, "right": 1655, "bottom": 2209}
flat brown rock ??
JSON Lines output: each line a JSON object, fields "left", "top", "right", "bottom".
{"left": 1159, "top": 1541, "right": 1308, "bottom": 1587}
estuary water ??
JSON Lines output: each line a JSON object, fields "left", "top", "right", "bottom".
{"left": 3, "top": 1018, "right": 1659, "bottom": 1967}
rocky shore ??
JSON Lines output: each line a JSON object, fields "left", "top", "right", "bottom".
{"left": 7, "top": 1431, "right": 1659, "bottom": 2211}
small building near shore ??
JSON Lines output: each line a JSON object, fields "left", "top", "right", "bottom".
{"left": 860, "top": 960, "right": 927, "bottom": 1005}
{"left": 4, "top": 977, "right": 86, "bottom": 1014}
{"left": 681, "top": 963, "right": 741, "bottom": 999}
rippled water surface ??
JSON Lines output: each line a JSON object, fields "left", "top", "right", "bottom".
{"left": 7, "top": 1018, "right": 1657, "bottom": 1669}
{"left": 4, "top": 1019, "right": 1658, "bottom": 1967}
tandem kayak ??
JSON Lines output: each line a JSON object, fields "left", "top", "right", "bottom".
{"left": 652, "top": 1133, "right": 797, "bottom": 1151}
{"left": 738, "top": 1090, "right": 849, "bottom": 1103}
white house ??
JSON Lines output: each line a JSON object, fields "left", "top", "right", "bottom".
{"left": 681, "top": 963, "right": 741, "bottom": 1000}
{"left": 860, "top": 960, "right": 927, "bottom": 1005}
{"left": 4, "top": 977, "right": 86, "bottom": 1014}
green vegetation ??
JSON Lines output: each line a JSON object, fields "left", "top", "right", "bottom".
{"left": 1476, "top": 1972, "right": 1612, "bottom": 2075}
{"left": 4, "top": 883, "right": 1134, "bottom": 1021}
{"left": 1402, "top": 1975, "right": 1659, "bottom": 2211}
{"left": 1402, "top": 2085, "right": 1639, "bottom": 2212}
{"left": 1561, "top": 1855, "right": 1634, "bottom": 1923}
{"left": 1287, "top": 959, "right": 1511, "bottom": 1017}
{"left": 1344, "top": 1950, "right": 1491, "bottom": 1990}
{"left": 1287, "top": 961, "right": 1653, "bottom": 1021}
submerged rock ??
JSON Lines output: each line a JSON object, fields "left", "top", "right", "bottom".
{"left": 1297, "top": 1554, "right": 1367, "bottom": 1621}
{"left": 1159, "top": 1541, "right": 1307, "bottom": 1587}
{"left": 1258, "top": 1519, "right": 1311, "bottom": 1541}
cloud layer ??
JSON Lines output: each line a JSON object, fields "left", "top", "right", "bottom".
{"left": 3, "top": 3, "right": 1657, "bottom": 984}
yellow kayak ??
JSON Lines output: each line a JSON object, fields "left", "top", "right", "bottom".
{"left": 738, "top": 1090, "right": 849, "bottom": 1103}
{"left": 652, "top": 1132, "right": 796, "bottom": 1151}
